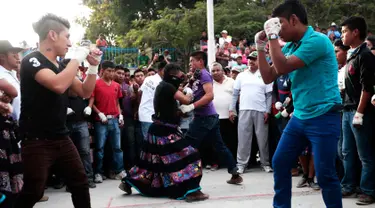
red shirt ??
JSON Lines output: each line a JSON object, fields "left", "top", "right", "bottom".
{"left": 96, "top": 39, "right": 107, "bottom": 47}
{"left": 92, "top": 79, "right": 122, "bottom": 120}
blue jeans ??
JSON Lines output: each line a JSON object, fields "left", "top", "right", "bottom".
{"left": 94, "top": 119, "right": 124, "bottom": 174}
{"left": 185, "top": 114, "right": 237, "bottom": 174}
{"left": 141, "top": 122, "right": 152, "bottom": 140}
{"left": 341, "top": 111, "right": 375, "bottom": 196}
{"left": 67, "top": 121, "right": 94, "bottom": 180}
{"left": 273, "top": 111, "right": 342, "bottom": 208}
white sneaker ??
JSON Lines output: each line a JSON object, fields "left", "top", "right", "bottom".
{"left": 237, "top": 166, "right": 245, "bottom": 174}
{"left": 94, "top": 174, "right": 103, "bottom": 183}
{"left": 114, "top": 171, "right": 127, "bottom": 180}
{"left": 263, "top": 166, "right": 273, "bottom": 173}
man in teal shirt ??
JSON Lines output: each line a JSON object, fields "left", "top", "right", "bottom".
{"left": 255, "top": 1, "right": 342, "bottom": 207}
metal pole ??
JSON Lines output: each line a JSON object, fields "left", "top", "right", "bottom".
{"left": 207, "top": 0, "right": 216, "bottom": 71}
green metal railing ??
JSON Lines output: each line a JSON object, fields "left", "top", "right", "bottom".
{"left": 103, "top": 47, "right": 178, "bottom": 68}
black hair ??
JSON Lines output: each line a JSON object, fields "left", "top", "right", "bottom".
{"left": 190, "top": 51, "right": 208, "bottom": 67}
{"left": 115, "top": 65, "right": 124, "bottom": 71}
{"left": 340, "top": 16, "right": 368, "bottom": 41}
{"left": 33, "top": 13, "right": 70, "bottom": 40}
{"left": 124, "top": 68, "right": 130, "bottom": 73}
{"left": 130, "top": 75, "right": 135, "bottom": 79}
{"left": 321, "top": 28, "right": 327, "bottom": 31}
{"left": 333, "top": 39, "right": 350, "bottom": 51}
{"left": 148, "top": 68, "right": 156, "bottom": 73}
{"left": 134, "top": 69, "right": 144, "bottom": 75}
{"left": 164, "top": 64, "right": 181, "bottom": 74}
{"left": 366, "top": 35, "right": 375, "bottom": 45}
{"left": 272, "top": 0, "right": 308, "bottom": 25}
{"left": 101, "top": 61, "right": 115, "bottom": 70}
{"left": 157, "top": 61, "right": 167, "bottom": 71}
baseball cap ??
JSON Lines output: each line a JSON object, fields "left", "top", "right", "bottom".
{"left": 0, "top": 40, "right": 23, "bottom": 54}
{"left": 331, "top": 22, "right": 337, "bottom": 27}
{"left": 247, "top": 51, "right": 258, "bottom": 59}
{"left": 221, "top": 30, "right": 228, "bottom": 34}
{"left": 231, "top": 66, "right": 242, "bottom": 73}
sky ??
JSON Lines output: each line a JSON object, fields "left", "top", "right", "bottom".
{"left": 0, "top": 0, "right": 91, "bottom": 48}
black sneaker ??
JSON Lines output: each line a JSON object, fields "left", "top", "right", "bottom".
{"left": 53, "top": 181, "right": 65, "bottom": 189}
{"left": 307, "top": 179, "right": 320, "bottom": 191}
{"left": 88, "top": 180, "right": 96, "bottom": 188}
{"left": 296, "top": 176, "right": 308, "bottom": 188}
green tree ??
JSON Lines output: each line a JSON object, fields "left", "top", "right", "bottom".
{"left": 123, "top": 2, "right": 207, "bottom": 69}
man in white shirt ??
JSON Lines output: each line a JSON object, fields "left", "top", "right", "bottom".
{"left": 138, "top": 62, "right": 166, "bottom": 138}
{"left": 0, "top": 40, "right": 23, "bottom": 121}
{"left": 219, "top": 30, "right": 232, "bottom": 47}
{"left": 229, "top": 51, "right": 273, "bottom": 173}
{"left": 212, "top": 62, "right": 237, "bottom": 158}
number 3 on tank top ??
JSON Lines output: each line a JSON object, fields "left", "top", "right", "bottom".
{"left": 29, "top": 57, "right": 41, "bottom": 67}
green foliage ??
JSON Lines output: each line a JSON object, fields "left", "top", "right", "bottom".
{"left": 80, "top": 0, "right": 375, "bottom": 67}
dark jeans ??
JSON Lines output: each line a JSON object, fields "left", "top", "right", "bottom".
{"left": 122, "top": 117, "right": 142, "bottom": 169}
{"left": 341, "top": 110, "right": 375, "bottom": 196}
{"left": 94, "top": 119, "right": 124, "bottom": 174}
{"left": 67, "top": 121, "right": 94, "bottom": 181}
{"left": 220, "top": 119, "right": 238, "bottom": 161}
{"left": 185, "top": 114, "right": 237, "bottom": 174}
{"left": 273, "top": 111, "right": 342, "bottom": 208}
{"left": 15, "top": 139, "right": 90, "bottom": 208}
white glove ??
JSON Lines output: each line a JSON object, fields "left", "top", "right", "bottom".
{"left": 264, "top": 18, "right": 281, "bottom": 38}
{"left": 67, "top": 108, "right": 75, "bottom": 115}
{"left": 98, "top": 112, "right": 108, "bottom": 123}
{"left": 65, "top": 47, "right": 90, "bottom": 63}
{"left": 371, "top": 94, "right": 375, "bottom": 106}
{"left": 281, "top": 109, "right": 289, "bottom": 118}
{"left": 275, "top": 102, "right": 283, "bottom": 111}
{"left": 87, "top": 65, "right": 98, "bottom": 75}
{"left": 352, "top": 112, "right": 363, "bottom": 126}
{"left": 284, "top": 97, "right": 291, "bottom": 106}
{"left": 119, "top": 114, "right": 124, "bottom": 125}
{"left": 179, "top": 104, "right": 195, "bottom": 114}
{"left": 255, "top": 31, "right": 268, "bottom": 51}
{"left": 84, "top": 106, "right": 92, "bottom": 116}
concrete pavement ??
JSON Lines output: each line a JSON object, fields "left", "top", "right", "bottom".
{"left": 35, "top": 168, "right": 364, "bottom": 208}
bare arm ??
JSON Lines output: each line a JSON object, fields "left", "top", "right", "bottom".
{"left": 34, "top": 60, "right": 80, "bottom": 94}
{"left": 268, "top": 39, "right": 305, "bottom": 75}
{"left": 70, "top": 74, "right": 97, "bottom": 99}
{"left": 193, "top": 83, "right": 214, "bottom": 108}
{"left": 258, "top": 50, "right": 279, "bottom": 84}
{"left": 174, "top": 91, "right": 192, "bottom": 105}
{"left": 88, "top": 97, "right": 94, "bottom": 108}
{"left": 117, "top": 99, "right": 122, "bottom": 115}
{"left": 92, "top": 104, "right": 101, "bottom": 114}
{"left": 357, "top": 91, "right": 371, "bottom": 114}
{"left": 0, "top": 79, "right": 18, "bottom": 98}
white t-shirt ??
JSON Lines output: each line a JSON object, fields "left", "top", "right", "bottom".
{"left": 219, "top": 36, "right": 232, "bottom": 47}
{"left": 0, "top": 66, "right": 20, "bottom": 120}
{"left": 338, "top": 65, "right": 346, "bottom": 90}
{"left": 234, "top": 70, "right": 273, "bottom": 112}
{"left": 138, "top": 74, "right": 162, "bottom": 123}
{"left": 213, "top": 76, "right": 234, "bottom": 119}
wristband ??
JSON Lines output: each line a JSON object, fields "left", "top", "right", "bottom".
{"left": 268, "top": 34, "right": 279, "bottom": 40}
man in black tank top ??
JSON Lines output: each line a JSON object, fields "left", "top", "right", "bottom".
{"left": 15, "top": 14, "right": 101, "bottom": 208}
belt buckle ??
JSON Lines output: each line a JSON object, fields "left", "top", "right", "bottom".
{"left": 106, "top": 115, "right": 114, "bottom": 119}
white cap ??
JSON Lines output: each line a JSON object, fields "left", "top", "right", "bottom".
{"left": 221, "top": 30, "right": 228, "bottom": 34}
{"left": 231, "top": 66, "right": 242, "bottom": 73}
{"left": 331, "top": 22, "right": 337, "bottom": 26}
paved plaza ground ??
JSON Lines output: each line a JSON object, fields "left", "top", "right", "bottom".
{"left": 35, "top": 168, "right": 366, "bottom": 208}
